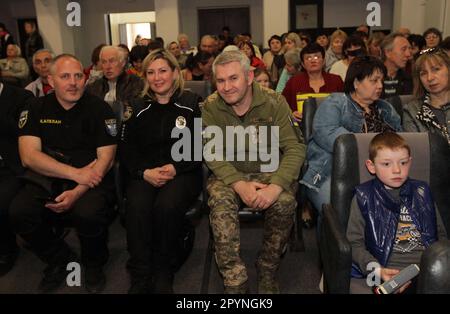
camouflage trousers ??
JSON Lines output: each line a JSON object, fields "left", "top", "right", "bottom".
{"left": 207, "top": 173, "right": 297, "bottom": 287}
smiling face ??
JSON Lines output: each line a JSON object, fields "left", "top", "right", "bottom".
{"left": 215, "top": 61, "right": 253, "bottom": 108}
{"left": 145, "top": 58, "right": 178, "bottom": 99}
{"left": 366, "top": 147, "right": 411, "bottom": 189}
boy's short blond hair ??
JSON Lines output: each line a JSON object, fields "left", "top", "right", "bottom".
{"left": 369, "top": 132, "right": 411, "bottom": 162}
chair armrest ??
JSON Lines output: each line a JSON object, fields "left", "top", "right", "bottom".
{"left": 418, "top": 240, "right": 450, "bottom": 294}
{"left": 319, "top": 204, "right": 352, "bottom": 293}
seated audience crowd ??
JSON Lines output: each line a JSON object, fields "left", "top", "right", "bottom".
{"left": 0, "top": 21, "right": 449, "bottom": 295}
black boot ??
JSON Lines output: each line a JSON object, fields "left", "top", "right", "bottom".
{"left": 78, "top": 232, "right": 108, "bottom": 294}
{"left": 152, "top": 268, "right": 174, "bottom": 294}
{"left": 152, "top": 251, "right": 174, "bottom": 294}
{"left": 38, "top": 247, "right": 77, "bottom": 293}
{"left": 19, "top": 224, "right": 77, "bottom": 293}
{"left": 128, "top": 274, "right": 152, "bottom": 294}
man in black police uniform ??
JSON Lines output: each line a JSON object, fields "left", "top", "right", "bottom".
{"left": 0, "top": 81, "right": 34, "bottom": 276}
{"left": 9, "top": 54, "right": 117, "bottom": 293}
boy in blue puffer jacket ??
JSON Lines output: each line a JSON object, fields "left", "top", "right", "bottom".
{"left": 346, "top": 132, "right": 447, "bottom": 294}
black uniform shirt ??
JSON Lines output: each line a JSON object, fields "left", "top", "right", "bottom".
{"left": 120, "top": 91, "right": 202, "bottom": 179}
{"left": 18, "top": 92, "right": 117, "bottom": 168}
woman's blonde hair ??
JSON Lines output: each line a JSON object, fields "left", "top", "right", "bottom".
{"left": 141, "top": 49, "right": 184, "bottom": 100}
{"left": 282, "top": 32, "right": 302, "bottom": 53}
{"left": 413, "top": 49, "right": 450, "bottom": 99}
{"left": 330, "top": 29, "right": 348, "bottom": 46}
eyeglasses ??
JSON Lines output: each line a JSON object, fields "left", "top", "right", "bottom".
{"left": 425, "top": 34, "right": 439, "bottom": 40}
{"left": 304, "top": 55, "right": 322, "bottom": 61}
{"left": 419, "top": 47, "right": 444, "bottom": 55}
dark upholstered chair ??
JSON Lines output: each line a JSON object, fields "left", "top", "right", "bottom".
{"left": 320, "top": 132, "right": 450, "bottom": 293}
{"left": 385, "top": 94, "right": 414, "bottom": 123}
{"left": 184, "top": 81, "right": 212, "bottom": 100}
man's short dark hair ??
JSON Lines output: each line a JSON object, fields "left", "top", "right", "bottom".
{"left": 344, "top": 56, "right": 387, "bottom": 93}
{"left": 300, "top": 42, "right": 325, "bottom": 62}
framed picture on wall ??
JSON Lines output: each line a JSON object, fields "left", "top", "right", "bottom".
{"left": 290, "top": 0, "right": 323, "bottom": 31}
{"left": 295, "top": 4, "right": 318, "bottom": 29}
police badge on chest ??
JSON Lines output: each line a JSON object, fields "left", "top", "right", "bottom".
{"left": 175, "top": 116, "right": 187, "bottom": 129}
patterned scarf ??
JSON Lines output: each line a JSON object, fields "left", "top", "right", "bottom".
{"left": 416, "top": 95, "right": 450, "bottom": 145}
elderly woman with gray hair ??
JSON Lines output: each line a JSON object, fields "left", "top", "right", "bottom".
{"left": 276, "top": 48, "right": 302, "bottom": 93}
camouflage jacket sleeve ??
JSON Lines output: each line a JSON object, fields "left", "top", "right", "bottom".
{"left": 201, "top": 101, "right": 245, "bottom": 185}
{"left": 269, "top": 94, "right": 306, "bottom": 191}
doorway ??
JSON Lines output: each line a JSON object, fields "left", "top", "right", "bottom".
{"left": 198, "top": 7, "right": 250, "bottom": 40}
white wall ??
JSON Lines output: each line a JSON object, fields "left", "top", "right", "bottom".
{"left": 393, "top": 0, "right": 426, "bottom": 34}
{"left": 324, "top": 0, "right": 393, "bottom": 30}
{"left": 424, "top": 0, "right": 450, "bottom": 36}
{"left": 263, "top": 0, "right": 289, "bottom": 48}
{"left": 154, "top": 0, "right": 180, "bottom": 45}
{"left": 393, "top": 0, "right": 450, "bottom": 37}
{"left": 179, "top": 0, "right": 264, "bottom": 46}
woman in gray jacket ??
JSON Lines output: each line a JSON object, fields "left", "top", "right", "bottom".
{"left": 403, "top": 48, "right": 450, "bottom": 145}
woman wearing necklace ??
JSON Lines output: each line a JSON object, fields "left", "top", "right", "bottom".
{"left": 120, "top": 49, "right": 202, "bottom": 294}
{"left": 403, "top": 48, "right": 450, "bottom": 145}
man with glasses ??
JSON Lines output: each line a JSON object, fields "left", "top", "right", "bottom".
{"left": 26, "top": 49, "right": 54, "bottom": 97}
{"left": 380, "top": 33, "right": 413, "bottom": 97}
{"left": 86, "top": 45, "right": 143, "bottom": 116}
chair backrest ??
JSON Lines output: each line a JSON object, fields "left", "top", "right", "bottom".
{"left": 301, "top": 96, "right": 328, "bottom": 143}
{"left": 385, "top": 94, "right": 414, "bottom": 123}
{"left": 184, "top": 81, "right": 212, "bottom": 100}
{"left": 331, "top": 132, "right": 450, "bottom": 232}
{"left": 399, "top": 94, "right": 415, "bottom": 107}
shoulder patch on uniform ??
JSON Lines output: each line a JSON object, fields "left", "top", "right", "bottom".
{"left": 204, "top": 92, "right": 219, "bottom": 105}
{"left": 105, "top": 119, "right": 117, "bottom": 136}
{"left": 18, "top": 110, "right": 29, "bottom": 129}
